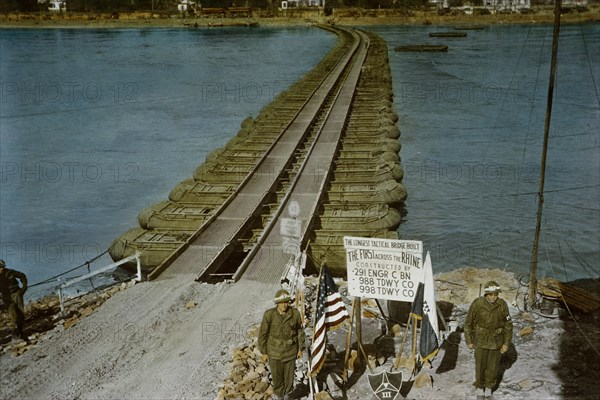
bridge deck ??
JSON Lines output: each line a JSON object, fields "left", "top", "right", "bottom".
{"left": 157, "top": 28, "right": 366, "bottom": 282}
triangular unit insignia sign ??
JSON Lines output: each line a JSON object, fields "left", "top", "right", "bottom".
{"left": 367, "top": 371, "right": 403, "bottom": 400}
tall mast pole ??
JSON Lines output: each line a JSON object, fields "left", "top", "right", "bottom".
{"left": 529, "top": 0, "right": 562, "bottom": 309}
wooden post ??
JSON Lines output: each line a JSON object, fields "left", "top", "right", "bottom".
{"left": 411, "top": 314, "right": 418, "bottom": 373}
{"left": 375, "top": 299, "right": 388, "bottom": 334}
{"left": 356, "top": 336, "right": 374, "bottom": 373}
{"left": 300, "top": 290, "right": 305, "bottom": 327}
{"left": 396, "top": 312, "right": 412, "bottom": 364}
{"left": 529, "top": 0, "right": 562, "bottom": 310}
{"left": 342, "top": 298, "right": 357, "bottom": 384}
{"left": 355, "top": 297, "right": 363, "bottom": 362}
{"left": 353, "top": 297, "right": 375, "bottom": 372}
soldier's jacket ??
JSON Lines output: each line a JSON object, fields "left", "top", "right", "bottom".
{"left": 258, "top": 307, "right": 305, "bottom": 362}
{"left": 464, "top": 296, "right": 513, "bottom": 350}
{"left": 0, "top": 268, "right": 27, "bottom": 305}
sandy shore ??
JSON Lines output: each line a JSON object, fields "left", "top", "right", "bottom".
{"left": 1, "top": 8, "right": 599, "bottom": 29}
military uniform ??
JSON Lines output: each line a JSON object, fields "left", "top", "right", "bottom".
{"left": 0, "top": 260, "right": 28, "bottom": 339}
{"left": 464, "top": 281, "right": 513, "bottom": 392}
{"left": 259, "top": 291, "right": 305, "bottom": 399}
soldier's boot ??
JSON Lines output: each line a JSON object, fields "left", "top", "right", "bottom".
{"left": 10, "top": 328, "right": 22, "bottom": 341}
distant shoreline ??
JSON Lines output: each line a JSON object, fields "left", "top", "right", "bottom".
{"left": 1, "top": 8, "right": 599, "bottom": 29}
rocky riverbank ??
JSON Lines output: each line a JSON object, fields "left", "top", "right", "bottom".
{"left": 214, "top": 268, "right": 600, "bottom": 399}
{"left": 0, "top": 279, "right": 137, "bottom": 357}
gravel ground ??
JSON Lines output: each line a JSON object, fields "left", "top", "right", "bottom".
{"left": 1, "top": 267, "right": 598, "bottom": 399}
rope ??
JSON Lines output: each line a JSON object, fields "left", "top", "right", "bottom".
{"left": 482, "top": 24, "right": 538, "bottom": 162}
{"left": 28, "top": 250, "right": 109, "bottom": 288}
{"left": 512, "top": 25, "right": 547, "bottom": 223}
{"left": 549, "top": 217, "right": 599, "bottom": 278}
{"left": 553, "top": 225, "right": 569, "bottom": 282}
{"left": 564, "top": 239, "right": 600, "bottom": 277}
{"left": 577, "top": 20, "right": 600, "bottom": 107}
{"left": 410, "top": 183, "right": 600, "bottom": 203}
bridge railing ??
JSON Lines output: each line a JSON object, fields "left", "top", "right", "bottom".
{"left": 56, "top": 251, "right": 141, "bottom": 313}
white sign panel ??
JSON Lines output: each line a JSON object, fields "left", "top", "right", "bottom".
{"left": 280, "top": 217, "right": 302, "bottom": 238}
{"left": 288, "top": 200, "right": 300, "bottom": 218}
{"left": 344, "top": 236, "right": 423, "bottom": 302}
{"left": 282, "top": 237, "right": 301, "bottom": 255}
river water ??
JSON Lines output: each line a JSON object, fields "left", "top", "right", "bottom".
{"left": 370, "top": 23, "right": 599, "bottom": 283}
{"left": 1, "top": 24, "right": 598, "bottom": 299}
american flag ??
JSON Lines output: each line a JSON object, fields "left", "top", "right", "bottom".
{"left": 310, "top": 265, "right": 349, "bottom": 376}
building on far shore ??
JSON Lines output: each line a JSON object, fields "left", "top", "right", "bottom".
{"left": 37, "top": 0, "right": 66, "bottom": 12}
{"left": 482, "top": 0, "right": 531, "bottom": 12}
{"left": 460, "top": 0, "right": 589, "bottom": 12}
{"left": 281, "top": 0, "right": 324, "bottom": 7}
{"left": 430, "top": 0, "right": 532, "bottom": 13}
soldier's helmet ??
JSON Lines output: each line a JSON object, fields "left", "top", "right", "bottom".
{"left": 0, "top": 259, "right": 5, "bottom": 268}
{"left": 484, "top": 281, "right": 502, "bottom": 294}
{"left": 273, "top": 289, "right": 292, "bottom": 304}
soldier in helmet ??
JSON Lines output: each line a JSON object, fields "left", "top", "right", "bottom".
{"left": 464, "top": 280, "right": 513, "bottom": 398}
{"left": 0, "top": 259, "right": 28, "bottom": 340}
{"left": 258, "top": 289, "right": 305, "bottom": 400}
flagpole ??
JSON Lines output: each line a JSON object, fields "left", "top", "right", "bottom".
{"left": 311, "top": 262, "right": 325, "bottom": 338}
{"left": 308, "top": 262, "right": 325, "bottom": 395}
{"left": 305, "top": 342, "right": 318, "bottom": 396}
{"left": 309, "top": 262, "right": 351, "bottom": 393}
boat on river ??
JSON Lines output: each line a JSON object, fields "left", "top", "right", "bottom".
{"left": 429, "top": 32, "right": 467, "bottom": 38}
{"left": 138, "top": 200, "right": 215, "bottom": 230}
{"left": 332, "top": 160, "right": 404, "bottom": 182}
{"left": 341, "top": 138, "right": 401, "bottom": 153}
{"left": 318, "top": 203, "right": 402, "bottom": 230}
{"left": 169, "top": 179, "right": 237, "bottom": 204}
{"left": 327, "top": 180, "right": 407, "bottom": 204}
{"left": 193, "top": 162, "right": 253, "bottom": 183}
{"left": 109, "top": 228, "right": 192, "bottom": 272}
{"left": 454, "top": 25, "right": 485, "bottom": 30}
{"left": 337, "top": 149, "right": 399, "bottom": 163}
{"left": 310, "top": 229, "right": 399, "bottom": 275}
{"left": 394, "top": 45, "right": 448, "bottom": 52}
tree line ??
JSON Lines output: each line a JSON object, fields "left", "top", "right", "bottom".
{"left": 1, "top": 0, "right": 437, "bottom": 13}
{"left": 1, "top": 0, "right": 565, "bottom": 13}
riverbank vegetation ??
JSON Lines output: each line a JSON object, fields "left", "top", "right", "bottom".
{"left": 1, "top": 5, "right": 599, "bottom": 28}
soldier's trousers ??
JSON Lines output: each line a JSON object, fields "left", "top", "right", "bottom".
{"left": 8, "top": 291, "right": 25, "bottom": 337}
{"left": 268, "top": 357, "right": 295, "bottom": 397}
{"left": 474, "top": 347, "right": 501, "bottom": 390}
